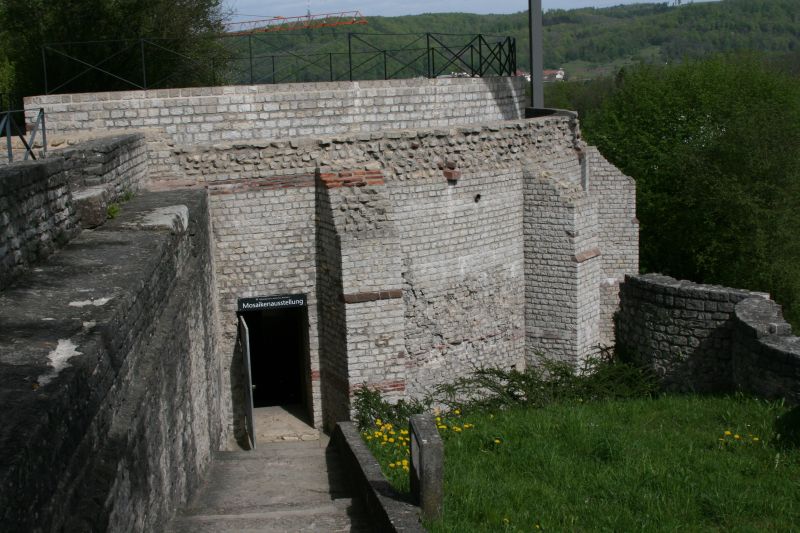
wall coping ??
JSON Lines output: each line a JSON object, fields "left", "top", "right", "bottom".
{"left": 331, "top": 422, "right": 425, "bottom": 532}
{"left": 25, "top": 76, "right": 524, "bottom": 106}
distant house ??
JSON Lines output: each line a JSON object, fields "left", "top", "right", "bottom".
{"left": 543, "top": 69, "right": 566, "bottom": 82}
{"left": 515, "top": 69, "right": 566, "bottom": 82}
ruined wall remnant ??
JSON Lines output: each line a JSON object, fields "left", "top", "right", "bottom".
{"left": 0, "top": 189, "right": 224, "bottom": 532}
{"left": 2, "top": 78, "right": 644, "bottom": 526}
{"left": 20, "top": 80, "right": 639, "bottom": 435}
{"left": 617, "top": 274, "right": 800, "bottom": 402}
{"left": 26, "top": 77, "right": 527, "bottom": 181}
{"left": 0, "top": 134, "right": 146, "bottom": 290}
{"left": 173, "top": 116, "right": 637, "bottom": 429}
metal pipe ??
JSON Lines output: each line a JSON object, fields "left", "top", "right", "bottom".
{"left": 529, "top": 0, "right": 544, "bottom": 108}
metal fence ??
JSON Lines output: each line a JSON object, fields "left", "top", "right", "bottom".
{"left": 41, "top": 32, "right": 517, "bottom": 94}
{"left": 2, "top": 108, "right": 47, "bottom": 163}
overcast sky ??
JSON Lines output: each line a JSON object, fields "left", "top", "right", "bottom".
{"left": 224, "top": 0, "right": 719, "bottom": 20}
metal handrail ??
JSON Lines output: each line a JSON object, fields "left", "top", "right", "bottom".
{"left": 2, "top": 108, "right": 47, "bottom": 163}
{"left": 41, "top": 33, "right": 517, "bottom": 93}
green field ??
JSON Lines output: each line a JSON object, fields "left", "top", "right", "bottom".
{"left": 363, "top": 395, "right": 800, "bottom": 531}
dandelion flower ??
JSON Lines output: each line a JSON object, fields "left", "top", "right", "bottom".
{"left": 388, "top": 438, "right": 395, "bottom": 443}
{"left": 376, "top": 419, "right": 382, "bottom": 426}
{"left": 389, "top": 463, "right": 396, "bottom": 468}
{"left": 454, "top": 409, "right": 461, "bottom": 415}
{"left": 734, "top": 434, "right": 741, "bottom": 440}
{"left": 724, "top": 430, "right": 732, "bottom": 436}
{"left": 494, "top": 438, "right": 502, "bottom": 444}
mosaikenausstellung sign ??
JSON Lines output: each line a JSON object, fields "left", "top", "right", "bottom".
{"left": 237, "top": 294, "right": 307, "bottom": 312}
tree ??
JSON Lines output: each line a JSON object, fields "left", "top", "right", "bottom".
{"left": 584, "top": 54, "right": 800, "bottom": 326}
{"left": 0, "top": 0, "right": 228, "bottom": 97}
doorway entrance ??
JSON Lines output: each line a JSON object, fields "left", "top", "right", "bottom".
{"left": 237, "top": 294, "right": 312, "bottom": 448}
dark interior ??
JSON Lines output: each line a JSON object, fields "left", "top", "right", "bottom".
{"left": 242, "top": 307, "right": 307, "bottom": 408}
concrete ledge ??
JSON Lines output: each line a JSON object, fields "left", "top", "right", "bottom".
{"left": 331, "top": 422, "right": 425, "bottom": 532}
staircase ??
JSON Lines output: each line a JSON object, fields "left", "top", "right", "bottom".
{"left": 166, "top": 439, "right": 371, "bottom": 533}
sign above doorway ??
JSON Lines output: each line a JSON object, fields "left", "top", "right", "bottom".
{"left": 237, "top": 294, "right": 307, "bottom": 312}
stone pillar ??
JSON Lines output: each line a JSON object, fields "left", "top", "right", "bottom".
{"left": 523, "top": 163, "right": 601, "bottom": 367}
{"left": 409, "top": 414, "right": 444, "bottom": 522}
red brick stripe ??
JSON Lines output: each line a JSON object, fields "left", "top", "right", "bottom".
{"left": 319, "top": 169, "right": 384, "bottom": 189}
{"left": 340, "top": 289, "right": 403, "bottom": 304}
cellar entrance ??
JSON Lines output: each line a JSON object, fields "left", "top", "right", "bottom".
{"left": 237, "top": 294, "right": 311, "bottom": 448}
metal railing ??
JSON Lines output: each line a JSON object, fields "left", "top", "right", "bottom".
{"left": 41, "top": 32, "right": 517, "bottom": 94}
{"left": 2, "top": 108, "right": 47, "bottom": 163}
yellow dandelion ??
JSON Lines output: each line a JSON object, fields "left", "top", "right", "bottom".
{"left": 453, "top": 426, "right": 462, "bottom": 432}
{"left": 454, "top": 409, "right": 461, "bottom": 415}
{"left": 494, "top": 438, "right": 502, "bottom": 444}
{"left": 724, "top": 430, "right": 732, "bottom": 436}
{"left": 438, "top": 424, "right": 448, "bottom": 430}
{"left": 753, "top": 437, "right": 760, "bottom": 442}
{"left": 403, "top": 465, "right": 410, "bottom": 472}
{"left": 402, "top": 459, "right": 409, "bottom": 466}
{"left": 734, "top": 434, "right": 741, "bottom": 440}
{"left": 401, "top": 429, "right": 409, "bottom": 435}
{"left": 376, "top": 419, "right": 382, "bottom": 426}
{"left": 435, "top": 416, "right": 441, "bottom": 423}
{"left": 388, "top": 463, "right": 396, "bottom": 468}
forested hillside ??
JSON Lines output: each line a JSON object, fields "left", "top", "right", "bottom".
{"left": 227, "top": 0, "right": 799, "bottom": 82}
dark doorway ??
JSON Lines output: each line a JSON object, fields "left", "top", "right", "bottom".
{"left": 241, "top": 306, "right": 308, "bottom": 408}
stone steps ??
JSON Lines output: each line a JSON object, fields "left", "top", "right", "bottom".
{"left": 165, "top": 440, "right": 371, "bottom": 533}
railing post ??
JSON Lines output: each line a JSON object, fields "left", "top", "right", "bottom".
{"left": 271, "top": 55, "right": 276, "bottom": 84}
{"left": 249, "top": 35, "right": 254, "bottom": 84}
{"left": 140, "top": 38, "right": 147, "bottom": 89}
{"left": 348, "top": 33, "right": 353, "bottom": 81}
{"left": 6, "top": 115, "right": 13, "bottom": 163}
{"left": 40, "top": 109, "right": 47, "bottom": 159}
{"left": 383, "top": 50, "right": 388, "bottom": 80}
{"left": 329, "top": 52, "right": 334, "bottom": 82}
{"left": 426, "top": 33, "right": 432, "bottom": 78}
{"left": 409, "top": 414, "right": 443, "bottom": 522}
{"left": 478, "top": 35, "right": 483, "bottom": 77}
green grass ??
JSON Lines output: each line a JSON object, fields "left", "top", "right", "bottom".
{"left": 427, "top": 396, "right": 799, "bottom": 532}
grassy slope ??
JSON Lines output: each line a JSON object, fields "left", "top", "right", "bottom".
{"left": 429, "top": 396, "right": 799, "bottom": 532}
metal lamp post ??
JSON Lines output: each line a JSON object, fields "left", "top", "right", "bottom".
{"left": 529, "top": 0, "right": 544, "bottom": 109}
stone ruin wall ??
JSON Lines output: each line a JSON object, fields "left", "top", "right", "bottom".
{"left": 0, "top": 134, "right": 146, "bottom": 289}
{"left": 0, "top": 138, "right": 224, "bottom": 531}
{"left": 617, "top": 274, "right": 800, "bottom": 403}
{"left": 23, "top": 78, "right": 639, "bottom": 432}
{"left": 26, "top": 77, "right": 527, "bottom": 182}
{"left": 170, "top": 116, "right": 637, "bottom": 430}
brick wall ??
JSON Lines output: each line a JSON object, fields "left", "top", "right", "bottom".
{"left": 617, "top": 273, "right": 799, "bottom": 402}
{"left": 25, "top": 78, "right": 527, "bottom": 179}
{"left": 187, "top": 116, "right": 637, "bottom": 427}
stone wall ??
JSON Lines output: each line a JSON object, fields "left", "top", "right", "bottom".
{"left": 0, "top": 134, "right": 147, "bottom": 289}
{"left": 0, "top": 190, "right": 224, "bottom": 532}
{"left": 0, "top": 159, "right": 78, "bottom": 290}
{"left": 58, "top": 133, "right": 148, "bottom": 196}
{"left": 617, "top": 273, "right": 800, "bottom": 402}
{"left": 176, "top": 115, "right": 636, "bottom": 429}
{"left": 25, "top": 77, "right": 527, "bottom": 180}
